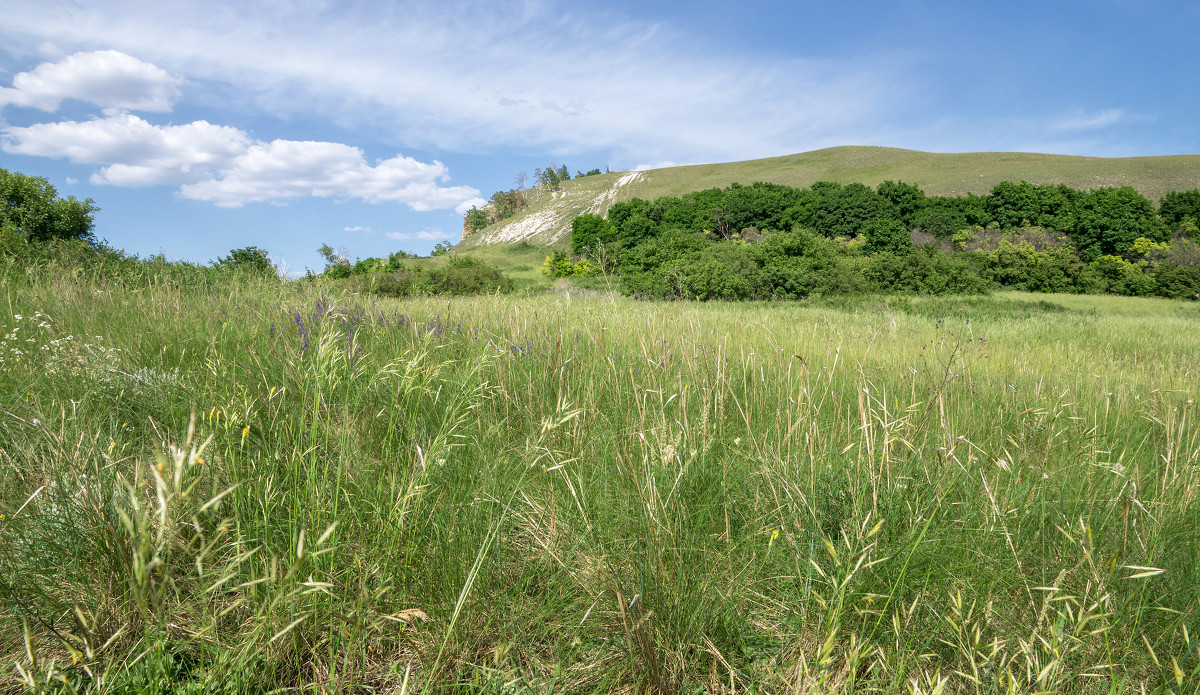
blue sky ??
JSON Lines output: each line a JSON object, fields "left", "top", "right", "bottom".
{"left": 1, "top": 0, "right": 1197, "bottom": 273}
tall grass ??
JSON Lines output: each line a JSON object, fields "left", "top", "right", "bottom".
{"left": 2, "top": 264, "right": 1198, "bottom": 693}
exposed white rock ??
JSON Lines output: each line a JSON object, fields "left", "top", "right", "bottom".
{"left": 472, "top": 171, "right": 644, "bottom": 246}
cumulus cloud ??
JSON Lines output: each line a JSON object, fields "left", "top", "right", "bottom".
{"left": 1, "top": 112, "right": 480, "bottom": 210}
{"left": 0, "top": 50, "right": 481, "bottom": 211}
{"left": 3, "top": 113, "right": 250, "bottom": 185}
{"left": 342, "top": 225, "right": 373, "bottom": 233}
{"left": 178, "top": 140, "right": 479, "bottom": 208}
{"left": 0, "top": 50, "right": 180, "bottom": 113}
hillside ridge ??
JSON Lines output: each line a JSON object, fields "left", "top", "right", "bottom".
{"left": 459, "top": 146, "right": 1200, "bottom": 248}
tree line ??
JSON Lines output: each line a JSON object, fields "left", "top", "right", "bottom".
{"left": 561, "top": 180, "right": 1200, "bottom": 300}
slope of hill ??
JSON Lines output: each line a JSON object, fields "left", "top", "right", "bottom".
{"left": 459, "top": 146, "right": 1200, "bottom": 248}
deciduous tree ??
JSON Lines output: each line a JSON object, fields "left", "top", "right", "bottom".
{"left": 1, "top": 168, "right": 97, "bottom": 243}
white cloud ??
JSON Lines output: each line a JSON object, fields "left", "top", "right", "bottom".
{"left": 893, "top": 108, "right": 1154, "bottom": 158}
{"left": 0, "top": 50, "right": 180, "bottom": 113}
{"left": 386, "top": 228, "right": 447, "bottom": 242}
{"left": 0, "top": 2, "right": 912, "bottom": 164}
{"left": 342, "top": 225, "right": 373, "bottom": 233}
{"left": 178, "top": 140, "right": 479, "bottom": 209}
{"left": 634, "top": 161, "right": 682, "bottom": 172}
{"left": 1050, "top": 108, "right": 1130, "bottom": 132}
{"left": 455, "top": 197, "right": 487, "bottom": 216}
{"left": 2, "top": 112, "right": 480, "bottom": 210}
{"left": 2, "top": 113, "right": 250, "bottom": 185}
{"left": 35, "top": 42, "right": 62, "bottom": 59}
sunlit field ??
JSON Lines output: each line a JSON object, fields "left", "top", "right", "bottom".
{"left": 2, "top": 266, "right": 1198, "bottom": 693}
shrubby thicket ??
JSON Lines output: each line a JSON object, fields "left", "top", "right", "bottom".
{"left": 568, "top": 180, "right": 1200, "bottom": 300}
{"left": 315, "top": 243, "right": 514, "bottom": 297}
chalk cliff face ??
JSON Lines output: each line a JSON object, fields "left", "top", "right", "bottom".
{"left": 463, "top": 172, "right": 643, "bottom": 246}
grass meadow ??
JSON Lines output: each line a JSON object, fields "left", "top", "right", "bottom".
{"left": 1, "top": 264, "right": 1199, "bottom": 693}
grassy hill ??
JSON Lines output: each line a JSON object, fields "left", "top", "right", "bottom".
{"left": 460, "top": 146, "right": 1200, "bottom": 249}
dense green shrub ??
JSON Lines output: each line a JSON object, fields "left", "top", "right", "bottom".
{"left": 1074, "top": 187, "right": 1169, "bottom": 260}
{"left": 425, "top": 256, "right": 514, "bottom": 295}
{"left": 668, "top": 243, "right": 758, "bottom": 300}
{"left": 570, "top": 214, "right": 619, "bottom": 256}
{"left": 0, "top": 229, "right": 275, "bottom": 289}
{"left": 782, "top": 181, "right": 895, "bottom": 238}
{"left": 571, "top": 178, "right": 1199, "bottom": 301}
{"left": 912, "top": 203, "right": 967, "bottom": 238}
{"left": 370, "top": 269, "right": 424, "bottom": 297}
{"left": 876, "top": 180, "right": 927, "bottom": 228}
{"left": 1149, "top": 238, "right": 1200, "bottom": 299}
{"left": 214, "top": 246, "right": 275, "bottom": 275}
{"left": 1151, "top": 264, "right": 1200, "bottom": 300}
{"left": 986, "top": 181, "right": 1079, "bottom": 231}
{"left": 863, "top": 218, "right": 913, "bottom": 255}
{"left": 1089, "top": 255, "right": 1156, "bottom": 296}
{"left": 621, "top": 229, "right": 992, "bottom": 301}
{"left": 979, "top": 240, "right": 1100, "bottom": 293}
{"left": 754, "top": 231, "right": 870, "bottom": 298}
{"left": 1159, "top": 190, "right": 1200, "bottom": 231}
{"left": 867, "top": 247, "right": 992, "bottom": 295}
{"left": 542, "top": 251, "right": 589, "bottom": 278}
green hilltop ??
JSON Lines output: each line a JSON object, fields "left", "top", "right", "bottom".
{"left": 460, "top": 146, "right": 1200, "bottom": 248}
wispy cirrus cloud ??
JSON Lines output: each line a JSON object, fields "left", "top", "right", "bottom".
{"left": 893, "top": 106, "right": 1153, "bottom": 158}
{"left": 1, "top": 1, "right": 1171, "bottom": 182}
{"left": 1049, "top": 108, "right": 1137, "bottom": 133}
{"left": 0, "top": 1, "right": 910, "bottom": 165}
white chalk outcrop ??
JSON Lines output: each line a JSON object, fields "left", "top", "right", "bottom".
{"left": 465, "top": 171, "right": 643, "bottom": 246}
